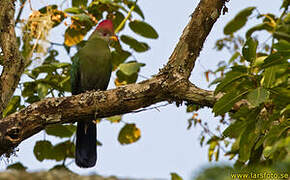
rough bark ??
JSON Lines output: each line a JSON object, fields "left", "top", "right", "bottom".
{"left": 0, "top": 0, "right": 227, "bottom": 156}
{"left": 0, "top": 0, "right": 26, "bottom": 117}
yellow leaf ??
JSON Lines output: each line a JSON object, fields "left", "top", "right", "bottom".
{"left": 118, "top": 123, "right": 141, "bottom": 145}
{"left": 114, "top": 78, "right": 127, "bottom": 86}
{"left": 64, "top": 26, "right": 85, "bottom": 46}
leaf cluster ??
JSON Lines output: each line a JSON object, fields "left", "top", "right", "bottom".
{"left": 188, "top": 2, "right": 290, "bottom": 169}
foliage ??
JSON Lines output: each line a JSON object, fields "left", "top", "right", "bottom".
{"left": 170, "top": 172, "right": 183, "bottom": 180}
{"left": 187, "top": 1, "right": 290, "bottom": 171}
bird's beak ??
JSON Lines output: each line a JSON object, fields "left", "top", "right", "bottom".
{"left": 110, "top": 35, "right": 118, "bottom": 42}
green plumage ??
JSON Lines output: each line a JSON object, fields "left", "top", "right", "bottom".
{"left": 71, "top": 31, "right": 112, "bottom": 168}
{"left": 71, "top": 34, "right": 112, "bottom": 94}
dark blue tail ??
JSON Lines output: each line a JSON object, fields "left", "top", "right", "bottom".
{"left": 75, "top": 121, "right": 96, "bottom": 168}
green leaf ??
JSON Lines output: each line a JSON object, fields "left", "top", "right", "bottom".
{"left": 281, "top": 0, "right": 290, "bottom": 9}
{"left": 133, "top": 5, "right": 145, "bottom": 20}
{"left": 120, "top": 35, "right": 150, "bottom": 52}
{"left": 127, "top": 2, "right": 145, "bottom": 19}
{"left": 25, "top": 95, "right": 40, "bottom": 104}
{"left": 239, "top": 120, "right": 259, "bottom": 162}
{"left": 213, "top": 90, "right": 249, "bottom": 115}
{"left": 228, "top": 52, "right": 240, "bottom": 64}
{"left": 6, "top": 162, "right": 27, "bottom": 171}
{"left": 254, "top": 136, "right": 266, "bottom": 150}
{"left": 242, "top": 37, "right": 258, "bottom": 63}
{"left": 72, "top": 0, "right": 87, "bottom": 7}
{"left": 186, "top": 104, "right": 200, "bottom": 112}
{"left": 45, "top": 124, "right": 76, "bottom": 138}
{"left": 64, "top": 7, "right": 85, "bottom": 14}
{"left": 231, "top": 107, "right": 254, "bottom": 121}
{"left": 264, "top": 137, "right": 290, "bottom": 160}
{"left": 32, "top": 64, "right": 57, "bottom": 78}
{"left": 72, "top": 14, "right": 91, "bottom": 23}
{"left": 260, "top": 51, "right": 290, "bottom": 69}
{"left": 284, "top": 12, "right": 290, "bottom": 22}
{"left": 208, "top": 77, "right": 222, "bottom": 88}
{"left": 264, "top": 120, "right": 290, "bottom": 147}
{"left": 119, "top": 62, "right": 145, "bottom": 76}
{"left": 106, "top": 115, "right": 122, "bottom": 123}
{"left": 22, "top": 82, "right": 37, "bottom": 97}
{"left": 247, "top": 87, "right": 269, "bottom": 107}
{"left": 262, "top": 66, "right": 276, "bottom": 88}
{"left": 223, "top": 120, "right": 247, "bottom": 138}
{"left": 224, "top": 7, "right": 256, "bottom": 35}
{"left": 200, "top": 136, "right": 205, "bottom": 146}
{"left": 129, "top": 20, "right": 158, "bottom": 39}
{"left": 274, "top": 31, "right": 290, "bottom": 42}
{"left": 231, "top": 136, "right": 241, "bottom": 153}
{"left": 115, "top": 70, "right": 138, "bottom": 85}
{"left": 111, "top": 50, "right": 131, "bottom": 68}
{"left": 246, "top": 23, "right": 274, "bottom": 38}
{"left": 2, "top": 96, "right": 21, "bottom": 117}
{"left": 208, "top": 139, "right": 218, "bottom": 161}
{"left": 112, "top": 11, "right": 125, "bottom": 31}
{"left": 274, "top": 40, "right": 290, "bottom": 51}
{"left": 118, "top": 123, "right": 141, "bottom": 145}
{"left": 280, "top": 104, "right": 290, "bottom": 115}
{"left": 37, "top": 83, "right": 49, "bottom": 99}
{"left": 170, "top": 173, "right": 183, "bottom": 180}
{"left": 253, "top": 56, "right": 267, "bottom": 67}
{"left": 215, "top": 70, "right": 249, "bottom": 94}
{"left": 50, "top": 141, "right": 75, "bottom": 161}
{"left": 270, "top": 87, "right": 290, "bottom": 103}
{"left": 33, "top": 140, "right": 53, "bottom": 161}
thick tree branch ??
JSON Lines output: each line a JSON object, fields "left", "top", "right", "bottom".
{"left": 0, "top": 0, "right": 26, "bottom": 116}
{"left": 0, "top": 0, "right": 226, "bottom": 156}
{"left": 162, "top": 0, "right": 224, "bottom": 79}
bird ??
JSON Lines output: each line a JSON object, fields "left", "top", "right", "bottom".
{"left": 70, "top": 19, "right": 116, "bottom": 168}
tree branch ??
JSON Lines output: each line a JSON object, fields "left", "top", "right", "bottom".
{"left": 0, "top": 0, "right": 26, "bottom": 116}
{"left": 0, "top": 0, "right": 226, "bottom": 156}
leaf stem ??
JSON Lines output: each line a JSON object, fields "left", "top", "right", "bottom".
{"left": 114, "top": 0, "right": 138, "bottom": 34}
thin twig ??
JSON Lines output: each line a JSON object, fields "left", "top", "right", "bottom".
{"left": 198, "top": 121, "right": 227, "bottom": 153}
{"left": 130, "top": 103, "right": 169, "bottom": 113}
{"left": 50, "top": 41, "right": 65, "bottom": 46}
{"left": 15, "top": 0, "right": 27, "bottom": 25}
{"left": 28, "top": 0, "right": 33, "bottom": 10}
{"left": 60, "top": 0, "right": 69, "bottom": 9}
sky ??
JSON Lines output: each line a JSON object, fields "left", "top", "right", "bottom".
{"left": 0, "top": 0, "right": 282, "bottom": 180}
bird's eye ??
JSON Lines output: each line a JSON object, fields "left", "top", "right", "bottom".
{"left": 103, "top": 32, "right": 109, "bottom": 37}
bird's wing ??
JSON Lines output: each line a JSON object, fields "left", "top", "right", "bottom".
{"left": 71, "top": 54, "right": 82, "bottom": 95}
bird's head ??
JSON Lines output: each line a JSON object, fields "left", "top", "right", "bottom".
{"left": 90, "top": 19, "right": 118, "bottom": 42}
